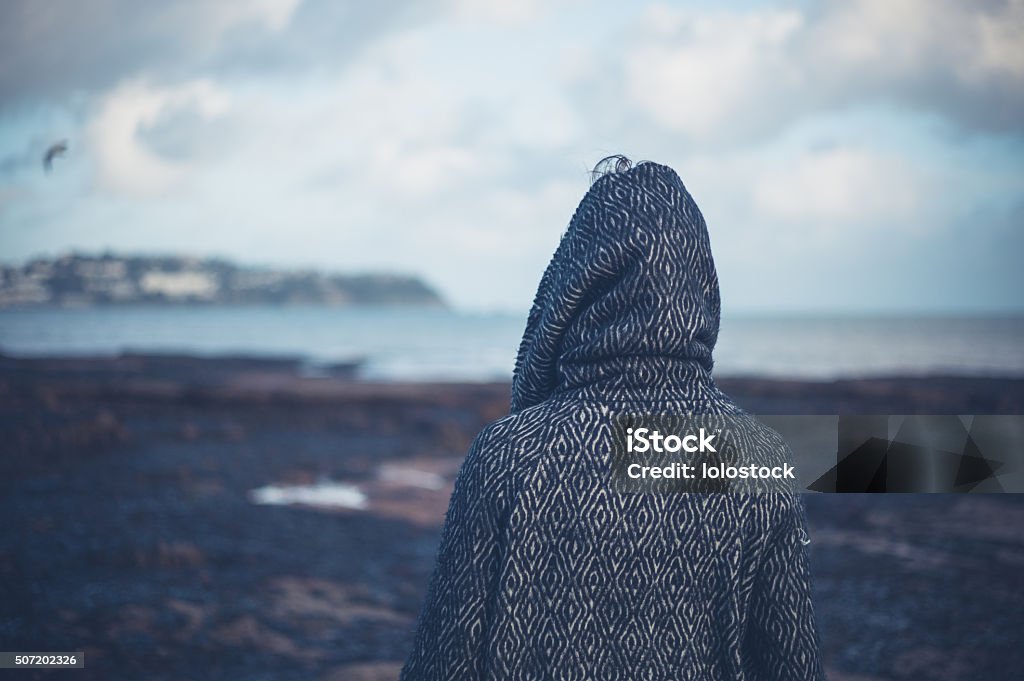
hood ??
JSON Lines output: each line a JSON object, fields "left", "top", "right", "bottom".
{"left": 510, "top": 162, "right": 721, "bottom": 413}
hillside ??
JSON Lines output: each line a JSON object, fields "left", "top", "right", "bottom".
{"left": 0, "top": 253, "right": 446, "bottom": 308}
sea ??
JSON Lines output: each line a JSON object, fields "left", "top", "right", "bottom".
{"left": 1, "top": 306, "right": 1023, "bottom": 381}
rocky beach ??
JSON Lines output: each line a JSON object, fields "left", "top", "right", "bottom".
{"left": 1, "top": 354, "right": 1023, "bottom": 680}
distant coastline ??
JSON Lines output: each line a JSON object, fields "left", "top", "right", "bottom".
{"left": 0, "top": 252, "right": 447, "bottom": 309}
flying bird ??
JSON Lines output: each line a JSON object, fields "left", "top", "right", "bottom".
{"left": 43, "top": 140, "right": 68, "bottom": 173}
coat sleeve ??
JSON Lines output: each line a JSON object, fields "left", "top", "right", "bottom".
{"left": 744, "top": 495, "right": 826, "bottom": 681}
{"left": 400, "top": 427, "right": 510, "bottom": 681}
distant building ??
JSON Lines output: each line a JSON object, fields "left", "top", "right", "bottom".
{"left": 140, "top": 270, "right": 218, "bottom": 300}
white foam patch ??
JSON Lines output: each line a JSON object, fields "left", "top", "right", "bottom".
{"left": 248, "top": 480, "right": 367, "bottom": 510}
{"left": 378, "top": 465, "right": 446, "bottom": 490}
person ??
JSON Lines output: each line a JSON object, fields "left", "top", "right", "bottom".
{"left": 400, "top": 158, "right": 824, "bottom": 680}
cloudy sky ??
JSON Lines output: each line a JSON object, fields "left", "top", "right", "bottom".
{"left": 1, "top": 0, "right": 1022, "bottom": 312}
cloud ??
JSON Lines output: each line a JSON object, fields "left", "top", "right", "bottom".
{"left": 0, "top": 140, "right": 40, "bottom": 177}
{"left": 625, "top": 7, "right": 806, "bottom": 141}
{"left": 610, "top": 0, "right": 1024, "bottom": 143}
{"left": 446, "top": 0, "right": 547, "bottom": 26}
{"left": 0, "top": 0, "right": 432, "bottom": 109}
{"left": 751, "top": 147, "right": 929, "bottom": 230}
{"left": 86, "top": 79, "right": 230, "bottom": 195}
{"left": 204, "top": 24, "right": 582, "bottom": 201}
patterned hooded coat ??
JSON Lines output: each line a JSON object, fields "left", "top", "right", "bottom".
{"left": 401, "top": 162, "right": 825, "bottom": 681}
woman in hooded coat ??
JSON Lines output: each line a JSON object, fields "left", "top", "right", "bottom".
{"left": 400, "top": 159, "right": 824, "bottom": 681}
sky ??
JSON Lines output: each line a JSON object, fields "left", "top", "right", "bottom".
{"left": 0, "top": 0, "right": 1022, "bottom": 312}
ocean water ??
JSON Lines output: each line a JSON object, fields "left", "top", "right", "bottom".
{"left": 1, "top": 306, "right": 1023, "bottom": 381}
